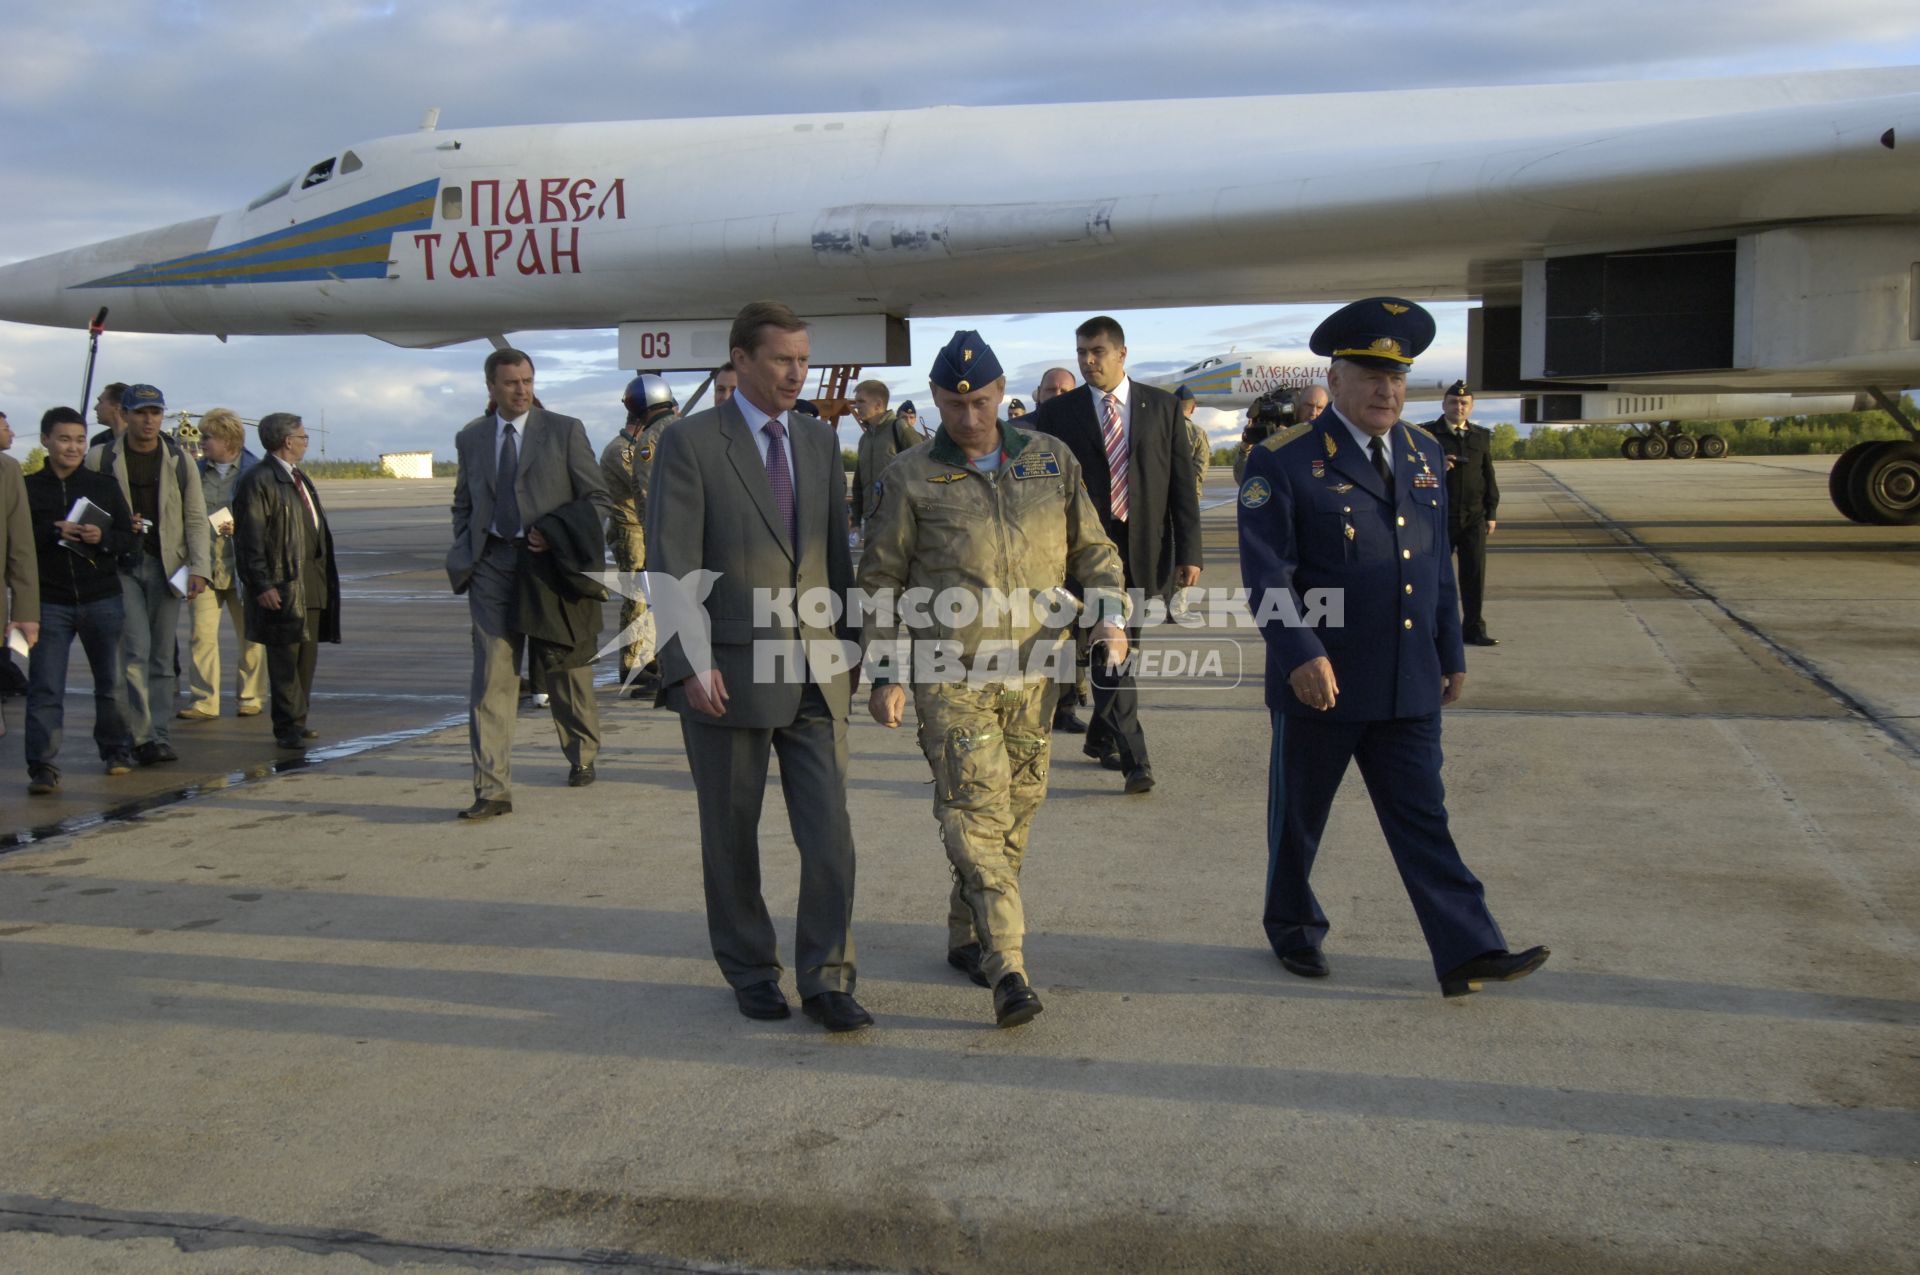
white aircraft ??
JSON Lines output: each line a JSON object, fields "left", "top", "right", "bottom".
{"left": 2, "top": 68, "right": 1918, "bottom": 520}
{"left": 1155, "top": 351, "right": 1462, "bottom": 408}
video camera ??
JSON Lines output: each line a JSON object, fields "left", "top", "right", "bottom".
{"left": 1243, "top": 389, "right": 1298, "bottom": 448}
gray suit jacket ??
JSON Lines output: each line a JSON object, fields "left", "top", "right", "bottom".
{"left": 644, "top": 398, "right": 856, "bottom": 729}
{"left": 446, "top": 407, "right": 610, "bottom": 594}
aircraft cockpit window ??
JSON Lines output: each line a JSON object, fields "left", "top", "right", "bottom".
{"left": 301, "top": 157, "right": 336, "bottom": 190}
{"left": 1179, "top": 357, "right": 1221, "bottom": 374}
{"left": 247, "top": 178, "right": 293, "bottom": 211}
{"left": 339, "top": 149, "right": 363, "bottom": 175}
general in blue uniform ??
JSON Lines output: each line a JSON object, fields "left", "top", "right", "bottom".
{"left": 1237, "top": 297, "right": 1548, "bottom": 998}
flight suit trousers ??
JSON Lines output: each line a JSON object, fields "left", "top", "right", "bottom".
{"left": 917, "top": 679, "right": 1053, "bottom": 984}
{"left": 187, "top": 583, "right": 266, "bottom": 715}
{"left": 1264, "top": 710, "right": 1507, "bottom": 978}
{"left": 609, "top": 520, "right": 655, "bottom": 676}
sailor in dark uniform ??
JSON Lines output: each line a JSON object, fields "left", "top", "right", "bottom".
{"left": 1237, "top": 297, "right": 1547, "bottom": 998}
{"left": 1425, "top": 380, "right": 1500, "bottom": 645}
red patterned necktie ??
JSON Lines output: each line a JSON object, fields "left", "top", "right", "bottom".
{"left": 290, "top": 466, "right": 319, "bottom": 530}
{"left": 762, "top": 417, "right": 796, "bottom": 544}
{"left": 1101, "top": 392, "right": 1129, "bottom": 521}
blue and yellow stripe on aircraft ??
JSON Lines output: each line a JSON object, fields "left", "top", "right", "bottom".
{"left": 80, "top": 179, "right": 439, "bottom": 288}
{"left": 1177, "top": 362, "right": 1242, "bottom": 397}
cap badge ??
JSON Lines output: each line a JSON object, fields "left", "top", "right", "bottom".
{"left": 1370, "top": 337, "right": 1402, "bottom": 355}
{"left": 1382, "top": 302, "right": 1409, "bottom": 315}
{"left": 956, "top": 380, "right": 971, "bottom": 393}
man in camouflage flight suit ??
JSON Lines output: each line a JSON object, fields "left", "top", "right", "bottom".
{"left": 860, "top": 330, "right": 1126, "bottom": 1028}
{"left": 599, "top": 374, "right": 676, "bottom": 696}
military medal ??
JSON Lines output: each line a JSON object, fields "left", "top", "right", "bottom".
{"left": 1311, "top": 460, "right": 1326, "bottom": 479}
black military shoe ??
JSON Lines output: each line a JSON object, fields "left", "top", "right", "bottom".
{"left": 457, "top": 798, "right": 513, "bottom": 821}
{"left": 1124, "top": 766, "right": 1155, "bottom": 795}
{"left": 946, "top": 942, "right": 990, "bottom": 988}
{"left": 1440, "top": 945, "right": 1550, "bottom": 998}
{"left": 735, "top": 980, "right": 792, "bottom": 1021}
{"left": 568, "top": 763, "right": 596, "bottom": 787}
{"left": 1277, "top": 945, "right": 1330, "bottom": 979}
{"left": 802, "top": 991, "right": 874, "bottom": 1033}
{"left": 1053, "top": 705, "right": 1087, "bottom": 733}
{"left": 992, "top": 973, "right": 1044, "bottom": 1028}
{"left": 1465, "top": 633, "right": 1500, "bottom": 646}
{"left": 276, "top": 732, "right": 307, "bottom": 749}
{"left": 134, "top": 741, "right": 177, "bottom": 766}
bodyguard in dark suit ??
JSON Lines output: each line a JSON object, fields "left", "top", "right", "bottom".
{"left": 447, "top": 349, "right": 611, "bottom": 818}
{"left": 233, "top": 413, "right": 341, "bottom": 751}
{"left": 1425, "top": 381, "right": 1500, "bottom": 645}
{"left": 1238, "top": 298, "right": 1546, "bottom": 999}
{"left": 1029, "top": 315, "right": 1202, "bottom": 794}
{"left": 645, "top": 300, "right": 870, "bottom": 1034}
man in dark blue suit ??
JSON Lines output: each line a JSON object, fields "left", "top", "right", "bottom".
{"left": 1237, "top": 298, "right": 1547, "bottom": 998}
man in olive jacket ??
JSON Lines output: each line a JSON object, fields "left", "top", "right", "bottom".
{"left": 233, "top": 412, "right": 340, "bottom": 750}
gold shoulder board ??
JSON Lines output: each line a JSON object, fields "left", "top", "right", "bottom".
{"left": 1261, "top": 422, "right": 1312, "bottom": 452}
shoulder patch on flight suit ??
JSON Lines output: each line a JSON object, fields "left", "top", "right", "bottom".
{"left": 1239, "top": 476, "right": 1272, "bottom": 508}
{"left": 637, "top": 442, "right": 654, "bottom": 463}
{"left": 1261, "top": 422, "right": 1312, "bottom": 452}
{"left": 1010, "top": 451, "right": 1062, "bottom": 479}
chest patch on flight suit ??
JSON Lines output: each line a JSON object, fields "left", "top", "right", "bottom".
{"left": 927, "top": 471, "right": 967, "bottom": 484}
{"left": 1010, "top": 451, "right": 1062, "bottom": 479}
{"left": 1239, "top": 476, "right": 1272, "bottom": 509}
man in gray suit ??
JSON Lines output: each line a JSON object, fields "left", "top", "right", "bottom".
{"left": 447, "top": 348, "right": 611, "bottom": 819}
{"left": 644, "top": 300, "right": 870, "bottom": 1033}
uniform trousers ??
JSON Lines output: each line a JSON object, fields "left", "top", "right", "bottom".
{"left": 679, "top": 680, "right": 857, "bottom": 999}
{"left": 467, "top": 535, "right": 599, "bottom": 801}
{"left": 918, "top": 679, "right": 1052, "bottom": 983}
{"left": 1264, "top": 709, "right": 1506, "bottom": 977}
{"left": 1450, "top": 519, "right": 1490, "bottom": 638}
{"left": 608, "top": 520, "right": 655, "bottom": 675}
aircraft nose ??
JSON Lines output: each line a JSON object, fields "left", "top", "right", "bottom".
{"left": 0, "top": 251, "right": 70, "bottom": 328}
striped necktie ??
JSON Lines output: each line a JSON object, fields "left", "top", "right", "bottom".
{"left": 1101, "top": 392, "right": 1129, "bottom": 521}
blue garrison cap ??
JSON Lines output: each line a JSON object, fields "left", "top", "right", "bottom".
{"left": 898, "top": 399, "right": 916, "bottom": 414}
{"left": 121, "top": 383, "right": 165, "bottom": 412}
{"left": 929, "top": 330, "right": 1003, "bottom": 394}
{"left": 1173, "top": 384, "right": 1195, "bottom": 403}
{"left": 1309, "top": 298, "right": 1436, "bottom": 371}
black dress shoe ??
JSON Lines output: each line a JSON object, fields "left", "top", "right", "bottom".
{"left": 1123, "top": 766, "right": 1154, "bottom": 795}
{"left": 946, "top": 942, "right": 990, "bottom": 988}
{"left": 301, "top": 728, "right": 319, "bottom": 739}
{"left": 1440, "top": 945, "right": 1549, "bottom": 998}
{"left": 457, "top": 798, "right": 513, "bottom": 820}
{"left": 1277, "top": 945, "right": 1330, "bottom": 978}
{"left": 567, "top": 762, "right": 595, "bottom": 787}
{"left": 134, "top": 741, "right": 178, "bottom": 766}
{"left": 276, "top": 733, "right": 306, "bottom": 749}
{"left": 1053, "top": 706, "right": 1087, "bottom": 733}
{"left": 993, "top": 972, "right": 1044, "bottom": 1028}
{"left": 1465, "top": 633, "right": 1500, "bottom": 646}
{"left": 802, "top": 991, "right": 874, "bottom": 1033}
{"left": 1082, "top": 742, "right": 1122, "bottom": 770}
{"left": 734, "top": 980, "right": 792, "bottom": 1020}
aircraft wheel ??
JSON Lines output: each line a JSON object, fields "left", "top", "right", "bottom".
{"left": 1640, "top": 432, "right": 1669, "bottom": 460}
{"left": 1829, "top": 441, "right": 1882, "bottom": 521}
{"left": 1668, "top": 434, "right": 1698, "bottom": 459}
{"left": 1845, "top": 441, "right": 1920, "bottom": 526}
{"left": 1699, "top": 434, "right": 1727, "bottom": 458}
{"left": 1622, "top": 437, "right": 1645, "bottom": 460}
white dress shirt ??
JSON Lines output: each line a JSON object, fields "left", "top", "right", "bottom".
{"left": 1331, "top": 407, "right": 1391, "bottom": 474}
{"left": 733, "top": 389, "right": 798, "bottom": 481}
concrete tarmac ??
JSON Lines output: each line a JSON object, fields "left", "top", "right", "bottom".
{"left": 1, "top": 458, "right": 1915, "bottom": 1273}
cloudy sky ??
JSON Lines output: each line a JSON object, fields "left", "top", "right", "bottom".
{"left": 3, "top": 0, "right": 1918, "bottom": 461}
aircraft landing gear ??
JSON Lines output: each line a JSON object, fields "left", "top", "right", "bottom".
{"left": 1828, "top": 389, "right": 1920, "bottom": 524}
{"left": 1622, "top": 421, "right": 1720, "bottom": 459}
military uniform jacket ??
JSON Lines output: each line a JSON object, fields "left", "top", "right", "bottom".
{"left": 1238, "top": 410, "right": 1465, "bottom": 721}
{"left": 598, "top": 418, "right": 667, "bottom": 528}
{"left": 1424, "top": 417, "right": 1499, "bottom": 529}
{"left": 852, "top": 411, "right": 922, "bottom": 524}
{"left": 858, "top": 423, "right": 1124, "bottom": 677}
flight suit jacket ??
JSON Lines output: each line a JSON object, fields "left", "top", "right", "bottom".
{"left": 1237, "top": 411, "right": 1465, "bottom": 721}
{"left": 599, "top": 416, "right": 668, "bottom": 529}
{"left": 858, "top": 422, "right": 1125, "bottom": 682}
{"left": 852, "top": 410, "right": 923, "bottom": 526}
{"left": 1425, "top": 416, "right": 1499, "bottom": 529}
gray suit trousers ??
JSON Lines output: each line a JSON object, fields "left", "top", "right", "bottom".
{"left": 679, "top": 681, "right": 857, "bottom": 998}
{"left": 468, "top": 536, "right": 599, "bottom": 800}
